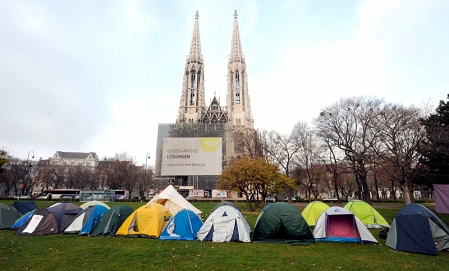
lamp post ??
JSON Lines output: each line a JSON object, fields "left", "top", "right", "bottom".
{"left": 142, "top": 151, "right": 150, "bottom": 200}
{"left": 20, "top": 151, "right": 34, "bottom": 199}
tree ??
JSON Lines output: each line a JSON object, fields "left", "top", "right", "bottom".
{"left": 291, "top": 121, "right": 326, "bottom": 200}
{"left": 372, "top": 103, "right": 426, "bottom": 204}
{"left": 95, "top": 153, "right": 137, "bottom": 198}
{"left": 264, "top": 130, "right": 301, "bottom": 201}
{"left": 0, "top": 149, "right": 8, "bottom": 174}
{"left": 217, "top": 157, "right": 295, "bottom": 211}
{"left": 420, "top": 94, "right": 449, "bottom": 184}
{"left": 234, "top": 128, "right": 265, "bottom": 159}
{"left": 315, "top": 96, "right": 384, "bottom": 204}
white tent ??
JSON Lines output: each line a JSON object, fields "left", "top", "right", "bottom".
{"left": 197, "top": 205, "right": 251, "bottom": 242}
{"left": 148, "top": 185, "right": 202, "bottom": 216}
{"left": 79, "top": 201, "right": 110, "bottom": 210}
{"left": 313, "top": 206, "right": 378, "bottom": 243}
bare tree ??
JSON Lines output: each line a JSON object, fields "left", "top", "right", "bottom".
{"left": 372, "top": 103, "right": 427, "bottom": 204}
{"left": 264, "top": 130, "right": 301, "bottom": 201}
{"left": 234, "top": 128, "right": 265, "bottom": 159}
{"left": 315, "top": 96, "right": 384, "bottom": 203}
{"left": 290, "top": 121, "right": 326, "bottom": 200}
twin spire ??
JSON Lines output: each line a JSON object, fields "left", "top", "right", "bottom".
{"left": 188, "top": 10, "right": 243, "bottom": 61}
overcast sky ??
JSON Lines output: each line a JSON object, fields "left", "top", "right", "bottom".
{"left": 1, "top": 0, "right": 448, "bottom": 167}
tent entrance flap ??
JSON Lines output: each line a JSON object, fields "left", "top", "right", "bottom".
{"left": 327, "top": 215, "right": 360, "bottom": 238}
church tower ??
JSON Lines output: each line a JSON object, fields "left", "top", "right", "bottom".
{"left": 176, "top": 11, "right": 206, "bottom": 124}
{"left": 226, "top": 10, "right": 254, "bottom": 129}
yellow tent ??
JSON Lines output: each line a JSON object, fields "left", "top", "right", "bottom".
{"left": 116, "top": 203, "right": 172, "bottom": 238}
{"left": 301, "top": 201, "right": 330, "bottom": 227}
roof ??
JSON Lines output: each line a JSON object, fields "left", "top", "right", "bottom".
{"left": 52, "top": 151, "right": 98, "bottom": 159}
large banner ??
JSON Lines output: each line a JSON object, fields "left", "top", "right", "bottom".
{"left": 161, "top": 137, "right": 222, "bottom": 176}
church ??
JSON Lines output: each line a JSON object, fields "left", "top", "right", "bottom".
{"left": 154, "top": 11, "right": 254, "bottom": 197}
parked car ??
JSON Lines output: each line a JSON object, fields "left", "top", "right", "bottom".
{"left": 323, "top": 196, "right": 338, "bottom": 202}
{"left": 265, "top": 196, "right": 276, "bottom": 203}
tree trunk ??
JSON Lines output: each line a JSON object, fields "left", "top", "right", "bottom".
{"left": 402, "top": 182, "right": 414, "bottom": 205}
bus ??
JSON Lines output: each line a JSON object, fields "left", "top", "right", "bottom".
{"left": 112, "top": 190, "right": 130, "bottom": 200}
{"left": 41, "top": 189, "right": 81, "bottom": 200}
{"left": 40, "top": 189, "right": 129, "bottom": 201}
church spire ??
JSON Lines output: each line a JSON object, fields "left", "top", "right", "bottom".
{"left": 189, "top": 11, "right": 203, "bottom": 62}
{"left": 176, "top": 11, "right": 206, "bottom": 124}
{"left": 226, "top": 10, "right": 254, "bottom": 129}
{"left": 230, "top": 10, "right": 243, "bottom": 62}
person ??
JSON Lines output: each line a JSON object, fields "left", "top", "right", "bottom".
{"left": 47, "top": 193, "right": 52, "bottom": 201}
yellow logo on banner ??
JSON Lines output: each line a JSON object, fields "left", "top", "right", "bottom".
{"left": 200, "top": 138, "right": 220, "bottom": 152}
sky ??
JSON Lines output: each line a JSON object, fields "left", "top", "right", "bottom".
{"left": 1, "top": 0, "right": 448, "bottom": 167}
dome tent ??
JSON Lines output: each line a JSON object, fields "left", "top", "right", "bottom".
{"left": 116, "top": 203, "right": 172, "bottom": 238}
{"left": 148, "top": 185, "right": 202, "bottom": 217}
{"left": 252, "top": 202, "right": 315, "bottom": 244}
{"left": 0, "top": 203, "right": 21, "bottom": 229}
{"left": 313, "top": 206, "right": 378, "bottom": 244}
{"left": 386, "top": 203, "right": 449, "bottom": 255}
{"left": 197, "top": 205, "right": 252, "bottom": 242}
{"left": 160, "top": 209, "right": 203, "bottom": 241}
{"left": 89, "top": 205, "right": 134, "bottom": 237}
{"left": 302, "top": 201, "right": 330, "bottom": 227}
{"left": 63, "top": 205, "right": 109, "bottom": 235}
{"left": 344, "top": 200, "right": 389, "bottom": 228}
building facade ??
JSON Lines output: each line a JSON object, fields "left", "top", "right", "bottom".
{"left": 154, "top": 11, "right": 255, "bottom": 195}
{"left": 50, "top": 151, "right": 99, "bottom": 167}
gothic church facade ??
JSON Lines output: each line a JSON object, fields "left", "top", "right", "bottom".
{"left": 154, "top": 11, "right": 254, "bottom": 194}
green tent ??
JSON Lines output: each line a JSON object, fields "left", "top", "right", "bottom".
{"left": 252, "top": 202, "right": 315, "bottom": 244}
{"left": 302, "top": 201, "right": 329, "bottom": 227}
{"left": 89, "top": 205, "right": 133, "bottom": 237}
{"left": 344, "top": 200, "right": 390, "bottom": 228}
{"left": 0, "top": 203, "right": 21, "bottom": 229}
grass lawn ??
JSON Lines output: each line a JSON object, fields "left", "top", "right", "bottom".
{"left": 1, "top": 200, "right": 448, "bottom": 271}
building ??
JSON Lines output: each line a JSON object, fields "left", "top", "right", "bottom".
{"left": 154, "top": 11, "right": 255, "bottom": 196}
{"left": 49, "top": 151, "right": 99, "bottom": 168}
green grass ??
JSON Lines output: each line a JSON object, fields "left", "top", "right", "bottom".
{"left": 1, "top": 200, "right": 448, "bottom": 271}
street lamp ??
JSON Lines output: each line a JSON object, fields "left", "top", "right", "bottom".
{"left": 143, "top": 151, "right": 150, "bottom": 200}
{"left": 20, "top": 151, "right": 34, "bottom": 199}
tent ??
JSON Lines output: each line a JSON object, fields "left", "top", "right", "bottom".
{"left": 344, "top": 200, "right": 390, "bottom": 228}
{"left": 12, "top": 201, "right": 38, "bottom": 216}
{"left": 15, "top": 208, "right": 59, "bottom": 235}
{"left": 10, "top": 210, "right": 35, "bottom": 230}
{"left": 48, "top": 203, "right": 83, "bottom": 232}
{"left": 386, "top": 203, "right": 449, "bottom": 255}
{"left": 313, "top": 206, "right": 378, "bottom": 243}
{"left": 302, "top": 201, "right": 330, "bottom": 227}
{"left": 197, "top": 205, "right": 252, "bottom": 242}
{"left": 80, "top": 201, "right": 110, "bottom": 210}
{"left": 148, "top": 185, "right": 202, "bottom": 217}
{"left": 63, "top": 205, "right": 109, "bottom": 235}
{"left": 252, "top": 202, "right": 315, "bottom": 243}
{"left": 116, "top": 203, "right": 172, "bottom": 238}
{"left": 210, "top": 201, "right": 240, "bottom": 213}
{"left": 160, "top": 209, "right": 203, "bottom": 240}
{"left": 15, "top": 203, "right": 82, "bottom": 235}
{"left": 0, "top": 203, "right": 21, "bottom": 229}
{"left": 89, "top": 205, "right": 134, "bottom": 237}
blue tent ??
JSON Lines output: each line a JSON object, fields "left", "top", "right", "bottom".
{"left": 12, "top": 201, "right": 37, "bottom": 216}
{"left": 386, "top": 204, "right": 449, "bottom": 255}
{"left": 160, "top": 209, "right": 203, "bottom": 241}
{"left": 63, "top": 205, "right": 108, "bottom": 235}
{"left": 10, "top": 210, "right": 35, "bottom": 230}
